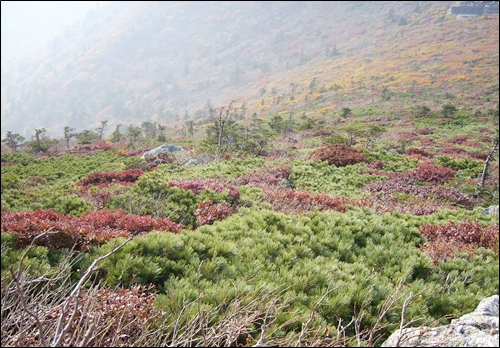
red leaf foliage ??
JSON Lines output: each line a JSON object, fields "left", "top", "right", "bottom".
{"left": 363, "top": 175, "right": 480, "bottom": 210}
{"left": 410, "top": 162, "right": 456, "bottom": 185}
{"left": 263, "top": 188, "right": 346, "bottom": 215}
{"left": 1, "top": 209, "right": 183, "bottom": 250}
{"left": 312, "top": 144, "right": 367, "bottom": 167}
{"left": 418, "top": 137, "right": 436, "bottom": 147}
{"left": 348, "top": 194, "right": 452, "bottom": 216}
{"left": 236, "top": 165, "right": 292, "bottom": 187}
{"left": 365, "top": 161, "right": 455, "bottom": 185}
{"left": 418, "top": 220, "right": 499, "bottom": 263}
{"left": 405, "top": 148, "right": 434, "bottom": 158}
{"left": 194, "top": 200, "right": 235, "bottom": 226}
{"left": 468, "top": 152, "right": 489, "bottom": 160}
{"left": 77, "top": 169, "right": 144, "bottom": 187}
{"left": 74, "top": 169, "right": 144, "bottom": 209}
{"left": 440, "top": 144, "right": 469, "bottom": 157}
{"left": 366, "top": 160, "right": 386, "bottom": 170}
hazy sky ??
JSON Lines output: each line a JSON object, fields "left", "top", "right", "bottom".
{"left": 1, "top": 1, "right": 111, "bottom": 65}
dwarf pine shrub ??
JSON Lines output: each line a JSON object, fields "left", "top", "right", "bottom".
{"left": 79, "top": 207, "right": 498, "bottom": 343}
{"left": 289, "top": 160, "right": 384, "bottom": 198}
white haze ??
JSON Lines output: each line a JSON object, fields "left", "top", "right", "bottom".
{"left": 1, "top": 1, "right": 111, "bottom": 66}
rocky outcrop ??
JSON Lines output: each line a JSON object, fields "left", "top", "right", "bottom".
{"left": 140, "top": 144, "right": 183, "bottom": 158}
{"left": 381, "top": 295, "right": 499, "bottom": 347}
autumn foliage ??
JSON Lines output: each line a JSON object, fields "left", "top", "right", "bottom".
{"left": 236, "top": 165, "right": 292, "bottom": 187}
{"left": 405, "top": 147, "right": 434, "bottom": 158}
{"left": 194, "top": 200, "right": 235, "bottom": 226}
{"left": 76, "top": 169, "right": 144, "bottom": 188}
{"left": 1, "top": 209, "right": 183, "bottom": 250}
{"left": 312, "top": 144, "right": 366, "bottom": 167}
{"left": 263, "top": 188, "right": 346, "bottom": 215}
{"left": 419, "top": 220, "right": 499, "bottom": 263}
{"left": 409, "top": 162, "right": 456, "bottom": 185}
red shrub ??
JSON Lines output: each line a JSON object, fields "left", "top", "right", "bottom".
{"left": 367, "top": 160, "right": 386, "bottom": 170}
{"left": 418, "top": 137, "right": 436, "bottom": 147}
{"left": 73, "top": 185, "right": 130, "bottom": 210}
{"left": 263, "top": 188, "right": 346, "bottom": 215}
{"left": 364, "top": 175, "right": 481, "bottom": 210}
{"left": 441, "top": 144, "right": 468, "bottom": 157}
{"left": 468, "top": 152, "right": 489, "bottom": 160}
{"left": 448, "top": 135, "right": 469, "bottom": 145}
{"left": 236, "top": 165, "right": 292, "bottom": 187}
{"left": 194, "top": 200, "right": 235, "bottom": 226}
{"left": 1, "top": 209, "right": 183, "bottom": 250}
{"left": 405, "top": 148, "right": 434, "bottom": 158}
{"left": 419, "top": 238, "right": 475, "bottom": 264}
{"left": 77, "top": 169, "right": 144, "bottom": 187}
{"left": 410, "top": 162, "right": 456, "bottom": 185}
{"left": 479, "top": 135, "right": 493, "bottom": 143}
{"left": 418, "top": 220, "right": 499, "bottom": 263}
{"left": 313, "top": 144, "right": 366, "bottom": 167}
{"left": 1, "top": 210, "right": 86, "bottom": 250}
{"left": 462, "top": 141, "right": 482, "bottom": 148}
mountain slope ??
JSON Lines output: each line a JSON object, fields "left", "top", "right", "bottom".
{"left": 1, "top": 1, "right": 498, "bottom": 139}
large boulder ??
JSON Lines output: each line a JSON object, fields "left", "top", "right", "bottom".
{"left": 140, "top": 144, "right": 183, "bottom": 158}
{"left": 381, "top": 295, "right": 499, "bottom": 347}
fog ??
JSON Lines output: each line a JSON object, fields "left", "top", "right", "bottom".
{"left": 1, "top": 1, "right": 107, "bottom": 66}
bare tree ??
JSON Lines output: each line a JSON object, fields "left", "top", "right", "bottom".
{"left": 216, "top": 100, "right": 236, "bottom": 147}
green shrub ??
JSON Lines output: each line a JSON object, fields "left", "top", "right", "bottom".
{"left": 433, "top": 156, "right": 483, "bottom": 180}
{"left": 364, "top": 149, "right": 419, "bottom": 172}
{"left": 83, "top": 207, "right": 497, "bottom": 342}
{"left": 288, "top": 160, "right": 383, "bottom": 198}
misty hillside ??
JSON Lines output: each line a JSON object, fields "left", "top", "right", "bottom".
{"left": 1, "top": 1, "right": 498, "bottom": 139}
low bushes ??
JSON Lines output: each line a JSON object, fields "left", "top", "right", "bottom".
{"left": 1, "top": 209, "right": 183, "bottom": 250}
{"left": 313, "top": 144, "right": 367, "bottom": 167}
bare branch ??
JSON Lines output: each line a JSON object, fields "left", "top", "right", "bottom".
{"left": 51, "top": 236, "right": 134, "bottom": 346}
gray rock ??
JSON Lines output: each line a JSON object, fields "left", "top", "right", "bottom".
{"left": 381, "top": 295, "right": 499, "bottom": 347}
{"left": 483, "top": 205, "right": 499, "bottom": 215}
{"left": 184, "top": 159, "right": 199, "bottom": 166}
{"left": 141, "top": 144, "right": 183, "bottom": 158}
{"left": 471, "top": 295, "right": 499, "bottom": 317}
